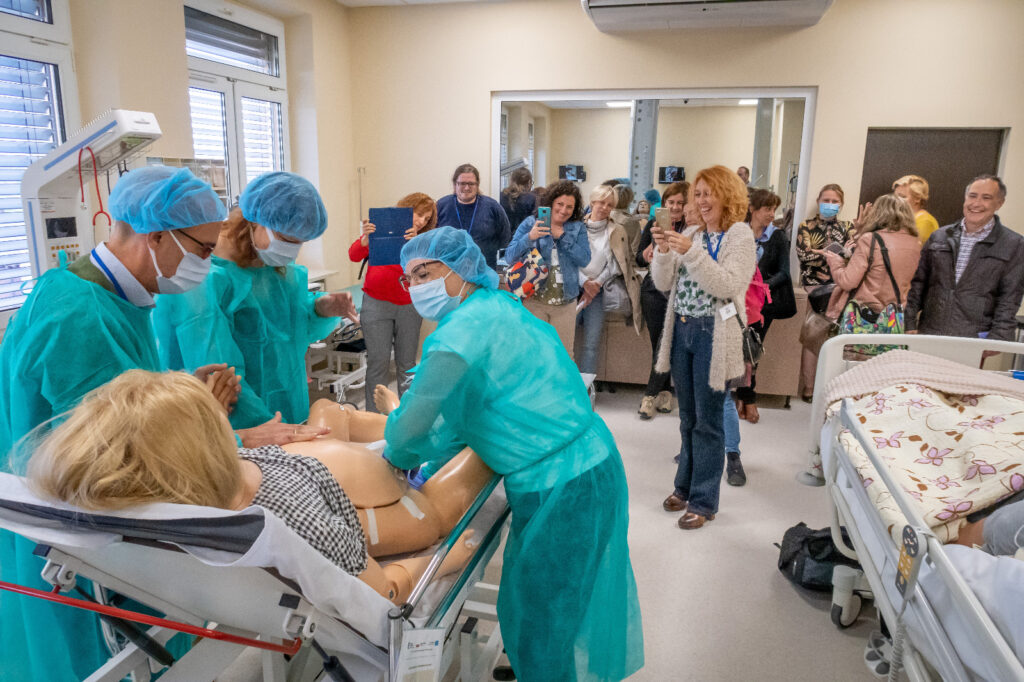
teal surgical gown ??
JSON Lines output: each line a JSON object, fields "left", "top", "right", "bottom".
{"left": 385, "top": 288, "right": 644, "bottom": 682}
{"left": 153, "top": 257, "right": 339, "bottom": 429}
{"left": 0, "top": 262, "right": 161, "bottom": 681}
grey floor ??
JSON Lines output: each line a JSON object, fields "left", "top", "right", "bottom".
{"left": 596, "top": 385, "right": 878, "bottom": 681}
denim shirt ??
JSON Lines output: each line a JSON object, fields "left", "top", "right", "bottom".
{"left": 505, "top": 216, "right": 591, "bottom": 299}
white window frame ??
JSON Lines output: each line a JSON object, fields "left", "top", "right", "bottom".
{"left": 184, "top": 0, "right": 287, "bottom": 89}
{"left": 0, "top": 8, "right": 79, "bottom": 330}
{"left": 185, "top": 0, "right": 289, "bottom": 201}
{"left": 0, "top": 0, "right": 72, "bottom": 45}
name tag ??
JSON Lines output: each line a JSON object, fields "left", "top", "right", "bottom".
{"left": 555, "top": 271, "right": 564, "bottom": 284}
{"left": 718, "top": 302, "right": 737, "bottom": 321}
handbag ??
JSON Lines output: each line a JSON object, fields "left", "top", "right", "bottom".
{"left": 506, "top": 247, "right": 549, "bottom": 299}
{"left": 839, "top": 233, "right": 905, "bottom": 357}
{"left": 724, "top": 304, "right": 764, "bottom": 390}
{"left": 601, "top": 276, "right": 632, "bottom": 317}
{"left": 807, "top": 283, "right": 835, "bottom": 315}
{"left": 799, "top": 310, "right": 839, "bottom": 355}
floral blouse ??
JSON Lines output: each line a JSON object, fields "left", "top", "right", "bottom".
{"left": 673, "top": 232, "right": 726, "bottom": 318}
{"left": 795, "top": 216, "right": 853, "bottom": 287}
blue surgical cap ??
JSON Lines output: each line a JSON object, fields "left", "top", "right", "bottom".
{"left": 239, "top": 172, "right": 328, "bottom": 241}
{"left": 644, "top": 189, "right": 662, "bottom": 204}
{"left": 109, "top": 166, "right": 226, "bottom": 233}
{"left": 401, "top": 226, "right": 499, "bottom": 290}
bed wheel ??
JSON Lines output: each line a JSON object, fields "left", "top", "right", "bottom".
{"left": 831, "top": 595, "right": 862, "bottom": 629}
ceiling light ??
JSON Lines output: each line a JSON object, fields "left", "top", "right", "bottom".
{"left": 606, "top": 101, "right": 632, "bottom": 108}
{"left": 738, "top": 99, "right": 758, "bottom": 106}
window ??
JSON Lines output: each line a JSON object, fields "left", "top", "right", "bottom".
{"left": 0, "top": 0, "right": 50, "bottom": 23}
{"left": 527, "top": 120, "right": 535, "bottom": 175}
{"left": 185, "top": 6, "right": 278, "bottom": 77}
{"left": 499, "top": 113, "right": 509, "bottom": 190}
{"left": 185, "top": 3, "right": 288, "bottom": 203}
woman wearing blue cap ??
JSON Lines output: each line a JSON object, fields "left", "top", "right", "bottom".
{"left": 154, "top": 172, "right": 358, "bottom": 433}
{"left": 382, "top": 226, "right": 644, "bottom": 682}
{"left": 0, "top": 165, "right": 232, "bottom": 681}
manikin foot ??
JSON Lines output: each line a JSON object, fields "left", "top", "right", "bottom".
{"left": 374, "top": 384, "right": 400, "bottom": 415}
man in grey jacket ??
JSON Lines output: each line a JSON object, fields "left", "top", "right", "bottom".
{"left": 906, "top": 175, "right": 1024, "bottom": 341}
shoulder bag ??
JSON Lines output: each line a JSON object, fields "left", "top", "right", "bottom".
{"left": 839, "top": 233, "right": 905, "bottom": 357}
{"left": 506, "top": 247, "right": 549, "bottom": 299}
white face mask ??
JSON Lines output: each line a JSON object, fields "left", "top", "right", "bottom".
{"left": 254, "top": 226, "right": 302, "bottom": 266}
{"left": 149, "top": 230, "right": 211, "bottom": 295}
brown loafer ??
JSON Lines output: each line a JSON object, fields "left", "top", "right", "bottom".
{"left": 678, "top": 511, "right": 715, "bottom": 529}
{"left": 662, "top": 493, "right": 687, "bottom": 512}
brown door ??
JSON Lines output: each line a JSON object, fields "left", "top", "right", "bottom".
{"left": 859, "top": 128, "right": 1005, "bottom": 227}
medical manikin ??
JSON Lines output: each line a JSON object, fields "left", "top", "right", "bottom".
{"left": 26, "top": 371, "right": 493, "bottom": 605}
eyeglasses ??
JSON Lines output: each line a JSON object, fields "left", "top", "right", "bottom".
{"left": 399, "top": 260, "right": 443, "bottom": 291}
{"left": 455, "top": 182, "right": 478, "bottom": 189}
{"left": 176, "top": 229, "right": 217, "bottom": 258}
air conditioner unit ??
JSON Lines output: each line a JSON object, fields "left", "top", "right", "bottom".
{"left": 581, "top": 0, "right": 834, "bottom": 32}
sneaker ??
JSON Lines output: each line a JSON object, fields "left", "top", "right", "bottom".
{"left": 638, "top": 396, "right": 656, "bottom": 420}
{"left": 654, "top": 390, "right": 673, "bottom": 413}
{"left": 725, "top": 452, "right": 746, "bottom": 486}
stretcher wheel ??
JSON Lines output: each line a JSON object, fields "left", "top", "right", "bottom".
{"left": 831, "top": 595, "right": 862, "bottom": 629}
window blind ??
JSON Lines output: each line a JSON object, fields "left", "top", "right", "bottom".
{"left": 0, "top": 54, "right": 62, "bottom": 310}
{"left": 185, "top": 6, "right": 279, "bottom": 77}
{"left": 0, "top": 0, "right": 50, "bottom": 23}
{"left": 240, "top": 96, "right": 283, "bottom": 185}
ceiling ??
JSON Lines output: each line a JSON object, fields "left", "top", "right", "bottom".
{"left": 539, "top": 98, "right": 766, "bottom": 110}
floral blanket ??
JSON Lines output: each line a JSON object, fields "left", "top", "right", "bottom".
{"left": 836, "top": 383, "right": 1024, "bottom": 543}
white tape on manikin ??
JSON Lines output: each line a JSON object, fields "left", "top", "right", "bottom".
{"left": 399, "top": 495, "right": 426, "bottom": 520}
{"left": 365, "top": 508, "right": 380, "bottom": 545}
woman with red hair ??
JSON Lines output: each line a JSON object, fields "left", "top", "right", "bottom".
{"left": 650, "top": 166, "right": 756, "bottom": 530}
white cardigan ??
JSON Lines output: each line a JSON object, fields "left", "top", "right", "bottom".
{"left": 651, "top": 222, "right": 757, "bottom": 391}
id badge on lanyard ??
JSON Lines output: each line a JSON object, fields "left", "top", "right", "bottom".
{"left": 551, "top": 247, "right": 563, "bottom": 283}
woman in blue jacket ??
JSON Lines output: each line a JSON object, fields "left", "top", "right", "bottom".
{"left": 505, "top": 180, "right": 591, "bottom": 358}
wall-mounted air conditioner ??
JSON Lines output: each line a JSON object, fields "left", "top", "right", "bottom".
{"left": 581, "top": 0, "right": 834, "bottom": 32}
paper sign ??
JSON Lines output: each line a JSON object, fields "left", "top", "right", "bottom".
{"left": 368, "top": 207, "right": 414, "bottom": 266}
{"left": 395, "top": 627, "right": 444, "bottom": 682}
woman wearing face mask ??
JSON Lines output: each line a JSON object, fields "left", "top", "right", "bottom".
{"left": 795, "top": 183, "right": 854, "bottom": 403}
{"left": 385, "top": 226, "right": 643, "bottom": 682}
{"left": 154, "top": 172, "right": 358, "bottom": 430}
{"left": 505, "top": 180, "right": 591, "bottom": 358}
{"left": 349, "top": 193, "right": 437, "bottom": 412}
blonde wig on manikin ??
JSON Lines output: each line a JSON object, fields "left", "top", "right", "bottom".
{"left": 27, "top": 370, "right": 241, "bottom": 511}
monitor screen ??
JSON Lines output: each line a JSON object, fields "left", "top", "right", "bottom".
{"left": 658, "top": 166, "right": 685, "bottom": 184}
{"left": 558, "top": 165, "right": 586, "bottom": 182}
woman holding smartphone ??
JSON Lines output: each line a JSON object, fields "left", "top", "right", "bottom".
{"left": 505, "top": 181, "right": 590, "bottom": 358}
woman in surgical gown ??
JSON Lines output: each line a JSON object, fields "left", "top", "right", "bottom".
{"left": 384, "top": 227, "right": 644, "bottom": 682}
{"left": 154, "top": 172, "right": 356, "bottom": 429}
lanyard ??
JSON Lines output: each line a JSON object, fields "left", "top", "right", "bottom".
{"left": 704, "top": 231, "right": 724, "bottom": 262}
{"left": 453, "top": 196, "right": 479, "bottom": 236}
{"left": 91, "top": 248, "right": 129, "bottom": 301}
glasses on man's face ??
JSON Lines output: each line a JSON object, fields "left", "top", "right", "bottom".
{"left": 176, "top": 229, "right": 217, "bottom": 258}
{"left": 399, "top": 260, "right": 442, "bottom": 291}
{"left": 456, "top": 182, "right": 478, "bottom": 189}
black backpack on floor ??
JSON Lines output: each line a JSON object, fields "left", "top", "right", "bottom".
{"left": 776, "top": 522, "right": 860, "bottom": 591}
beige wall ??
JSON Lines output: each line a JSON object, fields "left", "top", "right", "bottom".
{"left": 66, "top": 0, "right": 1024, "bottom": 290}
{"left": 548, "top": 108, "right": 631, "bottom": 200}
{"left": 654, "top": 106, "right": 757, "bottom": 191}
{"left": 346, "top": 0, "right": 1023, "bottom": 282}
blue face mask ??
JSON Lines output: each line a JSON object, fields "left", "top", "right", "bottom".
{"left": 409, "top": 269, "right": 464, "bottom": 321}
{"left": 819, "top": 203, "right": 841, "bottom": 219}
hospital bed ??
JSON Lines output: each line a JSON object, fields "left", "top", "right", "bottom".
{"left": 307, "top": 285, "right": 369, "bottom": 405}
{"left": 0, "top": 469, "right": 510, "bottom": 681}
{"left": 813, "top": 333, "right": 1024, "bottom": 681}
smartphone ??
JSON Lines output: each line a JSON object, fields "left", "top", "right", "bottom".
{"left": 537, "top": 206, "right": 551, "bottom": 226}
{"left": 824, "top": 242, "right": 845, "bottom": 256}
{"left": 655, "top": 207, "right": 671, "bottom": 228}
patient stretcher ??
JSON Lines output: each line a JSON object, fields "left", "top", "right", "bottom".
{"left": 0, "top": 470, "right": 509, "bottom": 681}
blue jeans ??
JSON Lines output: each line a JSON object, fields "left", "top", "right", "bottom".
{"left": 670, "top": 315, "right": 726, "bottom": 516}
{"left": 576, "top": 290, "right": 606, "bottom": 375}
{"left": 723, "top": 392, "right": 740, "bottom": 455}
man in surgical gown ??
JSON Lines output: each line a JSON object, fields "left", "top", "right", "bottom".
{"left": 153, "top": 171, "right": 357, "bottom": 429}
{"left": 0, "top": 166, "right": 227, "bottom": 680}
{"left": 384, "top": 227, "right": 644, "bottom": 682}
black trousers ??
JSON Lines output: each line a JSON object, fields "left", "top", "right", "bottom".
{"left": 640, "top": 284, "right": 672, "bottom": 397}
{"left": 735, "top": 318, "right": 773, "bottom": 404}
